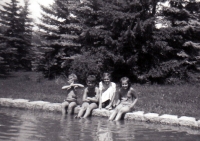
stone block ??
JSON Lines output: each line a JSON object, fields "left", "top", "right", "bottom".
{"left": 42, "top": 103, "right": 62, "bottom": 112}
{"left": 92, "top": 108, "right": 111, "bottom": 117}
{"left": 124, "top": 111, "right": 144, "bottom": 121}
{"left": 26, "top": 101, "right": 50, "bottom": 110}
{"left": 179, "top": 116, "right": 198, "bottom": 127}
{"left": 198, "top": 120, "right": 200, "bottom": 128}
{"left": 159, "top": 114, "right": 179, "bottom": 125}
{"left": 0, "top": 98, "right": 14, "bottom": 107}
{"left": 144, "top": 113, "right": 160, "bottom": 122}
{"left": 74, "top": 106, "right": 81, "bottom": 114}
{"left": 12, "top": 99, "right": 29, "bottom": 108}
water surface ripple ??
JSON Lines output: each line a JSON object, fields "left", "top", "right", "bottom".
{"left": 0, "top": 108, "right": 200, "bottom": 141}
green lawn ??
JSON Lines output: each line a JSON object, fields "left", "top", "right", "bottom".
{"left": 0, "top": 71, "right": 200, "bottom": 119}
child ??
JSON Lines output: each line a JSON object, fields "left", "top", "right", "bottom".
{"left": 61, "top": 73, "right": 84, "bottom": 116}
{"left": 75, "top": 75, "right": 99, "bottom": 118}
{"left": 99, "top": 72, "right": 116, "bottom": 110}
{"left": 109, "top": 77, "right": 138, "bottom": 121}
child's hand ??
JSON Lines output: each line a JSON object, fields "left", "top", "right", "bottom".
{"left": 87, "top": 97, "right": 92, "bottom": 101}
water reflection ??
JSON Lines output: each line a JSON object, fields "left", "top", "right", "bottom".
{"left": 0, "top": 108, "right": 200, "bottom": 141}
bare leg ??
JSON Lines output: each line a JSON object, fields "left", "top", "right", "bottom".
{"left": 108, "top": 104, "right": 122, "bottom": 121}
{"left": 68, "top": 102, "right": 77, "bottom": 115}
{"left": 61, "top": 101, "right": 69, "bottom": 115}
{"left": 76, "top": 102, "right": 89, "bottom": 118}
{"left": 83, "top": 103, "right": 98, "bottom": 118}
{"left": 115, "top": 106, "right": 132, "bottom": 121}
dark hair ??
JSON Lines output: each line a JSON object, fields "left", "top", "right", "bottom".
{"left": 87, "top": 75, "right": 97, "bottom": 84}
{"left": 101, "top": 72, "right": 111, "bottom": 81}
{"left": 120, "top": 77, "right": 131, "bottom": 89}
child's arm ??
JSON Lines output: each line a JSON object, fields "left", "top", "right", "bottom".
{"left": 72, "top": 83, "right": 84, "bottom": 88}
{"left": 62, "top": 83, "right": 84, "bottom": 90}
{"left": 62, "top": 85, "right": 72, "bottom": 90}
{"left": 65, "top": 97, "right": 77, "bottom": 102}
{"left": 129, "top": 88, "right": 138, "bottom": 109}
{"left": 99, "top": 90, "right": 102, "bottom": 109}
{"left": 82, "top": 88, "right": 90, "bottom": 102}
{"left": 87, "top": 87, "right": 99, "bottom": 103}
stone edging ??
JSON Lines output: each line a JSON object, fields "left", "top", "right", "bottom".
{"left": 0, "top": 98, "right": 200, "bottom": 129}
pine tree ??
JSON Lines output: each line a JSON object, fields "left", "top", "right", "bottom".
{"left": 0, "top": 26, "right": 9, "bottom": 75}
{"left": 0, "top": 0, "right": 33, "bottom": 70}
{"left": 36, "top": 0, "right": 81, "bottom": 78}
{"left": 18, "top": 0, "right": 33, "bottom": 70}
{"left": 71, "top": 0, "right": 164, "bottom": 81}
{"left": 148, "top": 0, "right": 200, "bottom": 83}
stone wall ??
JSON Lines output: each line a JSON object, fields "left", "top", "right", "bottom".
{"left": 0, "top": 98, "right": 200, "bottom": 129}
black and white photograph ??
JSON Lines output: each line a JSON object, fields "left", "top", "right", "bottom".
{"left": 0, "top": 0, "right": 200, "bottom": 140}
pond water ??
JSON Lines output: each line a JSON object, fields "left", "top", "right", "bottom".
{"left": 0, "top": 108, "right": 200, "bottom": 141}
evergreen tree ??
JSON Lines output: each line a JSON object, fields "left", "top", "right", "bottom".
{"left": 36, "top": 0, "right": 81, "bottom": 78}
{"left": 147, "top": 0, "right": 200, "bottom": 83}
{"left": 71, "top": 0, "right": 165, "bottom": 82}
{"left": 0, "top": 26, "right": 9, "bottom": 74}
{"left": 18, "top": 0, "right": 33, "bottom": 70}
{"left": 0, "top": 0, "right": 33, "bottom": 70}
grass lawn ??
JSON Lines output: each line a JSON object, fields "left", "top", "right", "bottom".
{"left": 0, "top": 71, "right": 200, "bottom": 119}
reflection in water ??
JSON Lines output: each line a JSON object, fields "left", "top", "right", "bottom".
{"left": 97, "top": 120, "right": 114, "bottom": 141}
{"left": 0, "top": 108, "right": 200, "bottom": 141}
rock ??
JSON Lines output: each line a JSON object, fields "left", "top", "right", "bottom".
{"left": 124, "top": 111, "right": 145, "bottom": 121}
{"left": 12, "top": 99, "right": 29, "bottom": 108}
{"left": 74, "top": 106, "right": 81, "bottom": 114}
{"left": 92, "top": 108, "right": 111, "bottom": 117}
{"left": 144, "top": 113, "right": 160, "bottom": 122}
{"left": 159, "top": 114, "right": 179, "bottom": 125}
{"left": 179, "top": 116, "right": 198, "bottom": 127}
{"left": 0, "top": 98, "right": 14, "bottom": 107}
{"left": 26, "top": 101, "right": 50, "bottom": 110}
{"left": 198, "top": 120, "right": 200, "bottom": 128}
{"left": 42, "top": 103, "right": 62, "bottom": 112}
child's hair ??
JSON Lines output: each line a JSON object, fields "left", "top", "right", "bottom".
{"left": 101, "top": 72, "right": 111, "bottom": 80}
{"left": 86, "top": 75, "right": 97, "bottom": 84}
{"left": 68, "top": 73, "right": 77, "bottom": 82}
{"left": 120, "top": 77, "right": 131, "bottom": 89}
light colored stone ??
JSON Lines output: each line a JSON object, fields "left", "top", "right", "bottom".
{"left": 179, "top": 116, "right": 198, "bottom": 127}
{"left": 74, "top": 106, "right": 81, "bottom": 114}
{"left": 125, "top": 111, "right": 145, "bottom": 121}
{"left": 12, "top": 99, "right": 29, "bottom": 108}
{"left": 0, "top": 98, "right": 14, "bottom": 107}
{"left": 144, "top": 113, "right": 160, "bottom": 122}
{"left": 26, "top": 101, "right": 50, "bottom": 110}
{"left": 42, "top": 103, "right": 62, "bottom": 112}
{"left": 198, "top": 120, "right": 200, "bottom": 128}
{"left": 92, "top": 108, "right": 111, "bottom": 117}
{"left": 159, "top": 114, "right": 179, "bottom": 125}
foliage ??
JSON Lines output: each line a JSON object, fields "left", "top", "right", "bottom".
{"left": 69, "top": 46, "right": 123, "bottom": 83}
{"left": 0, "top": 0, "right": 33, "bottom": 71}
{"left": 72, "top": 0, "right": 168, "bottom": 82}
{"left": 146, "top": 0, "right": 200, "bottom": 83}
{"left": 35, "top": 0, "right": 81, "bottom": 78}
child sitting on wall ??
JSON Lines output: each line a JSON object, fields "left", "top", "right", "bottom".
{"left": 75, "top": 75, "right": 99, "bottom": 118}
{"left": 61, "top": 73, "right": 84, "bottom": 116}
{"left": 99, "top": 72, "right": 116, "bottom": 110}
{"left": 109, "top": 77, "right": 138, "bottom": 121}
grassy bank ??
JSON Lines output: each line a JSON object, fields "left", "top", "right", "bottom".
{"left": 0, "top": 71, "right": 200, "bottom": 119}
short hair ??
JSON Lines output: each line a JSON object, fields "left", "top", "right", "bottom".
{"left": 101, "top": 72, "right": 111, "bottom": 80}
{"left": 68, "top": 73, "right": 77, "bottom": 82}
{"left": 120, "top": 77, "right": 131, "bottom": 89}
{"left": 87, "top": 75, "right": 97, "bottom": 84}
